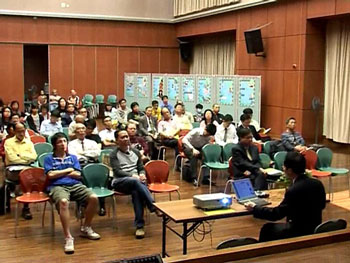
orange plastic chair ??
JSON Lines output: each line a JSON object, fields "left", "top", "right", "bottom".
{"left": 27, "top": 129, "right": 36, "bottom": 136}
{"left": 15, "top": 167, "right": 54, "bottom": 237}
{"left": 303, "top": 150, "right": 332, "bottom": 200}
{"left": 252, "top": 142, "right": 263, "bottom": 153}
{"left": 145, "top": 160, "right": 180, "bottom": 200}
{"left": 179, "top": 129, "right": 190, "bottom": 137}
{"left": 30, "top": 135, "right": 46, "bottom": 144}
{"left": 173, "top": 136, "right": 187, "bottom": 180}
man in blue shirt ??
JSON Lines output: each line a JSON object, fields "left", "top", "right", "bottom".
{"left": 160, "top": 95, "right": 174, "bottom": 115}
{"left": 44, "top": 132, "right": 100, "bottom": 254}
{"left": 281, "top": 117, "right": 307, "bottom": 153}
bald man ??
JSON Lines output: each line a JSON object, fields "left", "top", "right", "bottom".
{"left": 4, "top": 123, "right": 37, "bottom": 219}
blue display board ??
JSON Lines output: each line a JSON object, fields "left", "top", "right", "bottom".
{"left": 135, "top": 74, "right": 151, "bottom": 110}
{"left": 181, "top": 75, "right": 196, "bottom": 112}
{"left": 197, "top": 75, "right": 215, "bottom": 110}
{"left": 152, "top": 74, "right": 165, "bottom": 100}
{"left": 216, "top": 76, "right": 236, "bottom": 121}
{"left": 124, "top": 73, "right": 137, "bottom": 107}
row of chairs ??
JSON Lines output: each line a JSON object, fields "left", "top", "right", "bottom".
{"left": 83, "top": 94, "right": 117, "bottom": 106}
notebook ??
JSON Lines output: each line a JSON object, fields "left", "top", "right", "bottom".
{"left": 232, "top": 178, "right": 270, "bottom": 206}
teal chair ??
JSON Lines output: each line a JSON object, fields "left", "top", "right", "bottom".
{"left": 197, "top": 144, "right": 229, "bottom": 193}
{"left": 38, "top": 153, "right": 52, "bottom": 167}
{"left": 259, "top": 153, "right": 271, "bottom": 169}
{"left": 273, "top": 151, "right": 287, "bottom": 171}
{"left": 98, "top": 149, "right": 114, "bottom": 164}
{"left": 263, "top": 141, "right": 272, "bottom": 156}
{"left": 260, "top": 153, "right": 282, "bottom": 187}
{"left": 317, "top": 147, "right": 350, "bottom": 198}
{"left": 82, "top": 163, "right": 116, "bottom": 227}
{"left": 34, "top": 143, "right": 53, "bottom": 157}
{"left": 82, "top": 94, "right": 94, "bottom": 107}
{"left": 107, "top": 95, "right": 117, "bottom": 106}
{"left": 223, "top": 143, "right": 235, "bottom": 163}
{"left": 95, "top": 94, "right": 104, "bottom": 104}
{"left": 192, "top": 122, "right": 200, "bottom": 128}
{"left": 63, "top": 127, "right": 69, "bottom": 138}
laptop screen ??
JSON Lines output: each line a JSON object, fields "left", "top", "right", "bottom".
{"left": 232, "top": 178, "right": 256, "bottom": 200}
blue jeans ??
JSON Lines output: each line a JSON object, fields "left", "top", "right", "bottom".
{"left": 112, "top": 177, "right": 154, "bottom": 228}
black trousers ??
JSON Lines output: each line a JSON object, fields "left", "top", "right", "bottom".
{"left": 234, "top": 171, "right": 268, "bottom": 190}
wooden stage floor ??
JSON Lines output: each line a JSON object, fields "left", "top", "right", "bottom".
{"left": 1, "top": 148, "right": 350, "bottom": 262}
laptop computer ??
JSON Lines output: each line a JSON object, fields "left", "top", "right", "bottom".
{"left": 232, "top": 178, "right": 271, "bottom": 206}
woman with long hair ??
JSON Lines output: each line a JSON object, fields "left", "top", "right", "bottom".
{"left": 200, "top": 109, "right": 219, "bottom": 129}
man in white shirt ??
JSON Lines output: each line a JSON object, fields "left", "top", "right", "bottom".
{"left": 215, "top": 114, "right": 238, "bottom": 146}
{"left": 40, "top": 110, "right": 63, "bottom": 137}
{"left": 172, "top": 103, "right": 193, "bottom": 131}
{"left": 68, "top": 115, "right": 85, "bottom": 140}
{"left": 243, "top": 108, "right": 260, "bottom": 131}
{"left": 158, "top": 107, "right": 180, "bottom": 157}
{"left": 99, "top": 116, "right": 117, "bottom": 149}
{"left": 116, "top": 98, "right": 131, "bottom": 128}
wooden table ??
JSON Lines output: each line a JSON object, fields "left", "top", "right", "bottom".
{"left": 154, "top": 190, "right": 284, "bottom": 257}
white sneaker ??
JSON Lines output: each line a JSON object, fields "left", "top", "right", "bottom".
{"left": 64, "top": 237, "right": 74, "bottom": 254}
{"left": 80, "top": 226, "right": 101, "bottom": 240}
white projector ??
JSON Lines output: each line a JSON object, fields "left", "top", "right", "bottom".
{"left": 193, "top": 193, "right": 232, "bottom": 210}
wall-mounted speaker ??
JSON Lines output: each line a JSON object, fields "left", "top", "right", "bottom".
{"left": 179, "top": 41, "right": 192, "bottom": 62}
{"left": 244, "top": 29, "right": 264, "bottom": 54}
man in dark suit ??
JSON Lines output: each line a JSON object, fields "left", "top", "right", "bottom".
{"left": 231, "top": 128, "right": 267, "bottom": 190}
{"left": 245, "top": 151, "right": 326, "bottom": 242}
{"left": 237, "top": 113, "right": 261, "bottom": 141}
{"left": 138, "top": 106, "right": 158, "bottom": 159}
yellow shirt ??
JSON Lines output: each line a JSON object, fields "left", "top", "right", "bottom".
{"left": 152, "top": 107, "right": 162, "bottom": 121}
{"left": 4, "top": 137, "right": 37, "bottom": 166}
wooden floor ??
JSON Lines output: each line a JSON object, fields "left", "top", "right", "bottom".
{"left": 0, "top": 143, "right": 350, "bottom": 262}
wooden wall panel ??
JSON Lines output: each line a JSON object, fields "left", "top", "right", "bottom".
{"left": 285, "top": 0, "right": 307, "bottom": 36}
{"left": 0, "top": 44, "right": 24, "bottom": 107}
{"left": 0, "top": 16, "right": 22, "bottom": 42}
{"left": 118, "top": 47, "right": 139, "bottom": 97}
{"left": 336, "top": 0, "right": 350, "bottom": 15}
{"left": 307, "top": 0, "right": 336, "bottom": 18}
{"left": 21, "top": 17, "right": 48, "bottom": 43}
{"left": 96, "top": 47, "right": 118, "bottom": 97}
{"left": 283, "top": 71, "right": 303, "bottom": 109}
{"left": 73, "top": 46, "right": 96, "bottom": 96}
{"left": 49, "top": 45, "right": 73, "bottom": 98}
{"left": 140, "top": 48, "right": 160, "bottom": 73}
{"left": 160, "top": 48, "right": 179, "bottom": 73}
{"left": 47, "top": 19, "right": 72, "bottom": 44}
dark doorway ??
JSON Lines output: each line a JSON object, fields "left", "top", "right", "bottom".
{"left": 23, "top": 45, "right": 49, "bottom": 112}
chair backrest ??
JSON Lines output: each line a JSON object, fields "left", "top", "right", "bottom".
{"left": 314, "top": 219, "right": 347, "bottom": 234}
{"left": 223, "top": 143, "right": 235, "bottom": 162}
{"left": 304, "top": 150, "right": 318, "bottom": 170}
{"left": 27, "top": 129, "right": 36, "bottom": 136}
{"left": 179, "top": 129, "right": 190, "bottom": 137}
{"left": 38, "top": 152, "right": 52, "bottom": 167}
{"left": 83, "top": 163, "right": 110, "bottom": 188}
{"left": 274, "top": 151, "right": 287, "bottom": 170}
{"left": 98, "top": 149, "right": 114, "bottom": 164}
{"left": 83, "top": 94, "right": 94, "bottom": 102}
{"left": 228, "top": 156, "right": 234, "bottom": 179}
{"left": 202, "top": 144, "right": 222, "bottom": 163}
{"left": 177, "top": 136, "right": 185, "bottom": 153}
{"left": 259, "top": 153, "right": 271, "bottom": 169}
{"left": 263, "top": 141, "right": 272, "bottom": 155}
{"left": 253, "top": 142, "right": 262, "bottom": 153}
{"left": 107, "top": 95, "right": 117, "bottom": 104}
{"left": 316, "top": 147, "right": 333, "bottom": 168}
{"left": 216, "top": 237, "right": 258, "bottom": 250}
{"left": 34, "top": 143, "right": 53, "bottom": 156}
{"left": 30, "top": 135, "right": 46, "bottom": 144}
{"left": 95, "top": 94, "right": 104, "bottom": 104}
{"left": 62, "top": 127, "right": 69, "bottom": 138}
{"left": 192, "top": 122, "right": 200, "bottom": 128}
{"left": 144, "top": 160, "right": 169, "bottom": 184}
{"left": 19, "top": 167, "right": 48, "bottom": 193}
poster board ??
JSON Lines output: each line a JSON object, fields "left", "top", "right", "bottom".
{"left": 216, "top": 76, "right": 236, "bottom": 121}
{"left": 196, "top": 75, "right": 215, "bottom": 110}
{"left": 151, "top": 74, "right": 166, "bottom": 101}
{"left": 181, "top": 75, "right": 196, "bottom": 113}
{"left": 124, "top": 73, "right": 137, "bottom": 107}
{"left": 135, "top": 74, "right": 151, "bottom": 110}
{"left": 166, "top": 74, "right": 181, "bottom": 106}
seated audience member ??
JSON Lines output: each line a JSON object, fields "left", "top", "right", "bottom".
{"left": 40, "top": 104, "right": 51, "bottom": 121}
{"left": 56, "top": 98, "right": 67, "bottom": 117}
{"left": 61, "top": 103, "right": 76, "bottom": 127}
{"left": 85, "top": 119, "right": 102, "bottom": 148}
{"left": 245, "top": 151, "right": 326, "bottom": 242}
{"left": 99, "top": 116, "right": 117, "bottom": 149}
{"left": 0, "top": 106, "right": 12, "bottom": 140}
{"left": 44, "top": 132, "right": 100, "bottom": 254}
{"left": 110, "top": 129, "right": 157, "bottom": 239}
{"left": 237, "top": 114, "right": 261, "bottom": 141}
{"left": 26, "top": 104, "right": 44, "bottom": 134}
{"left": 104, "top": 103, "right": 117, "bottom": 119}
{"left": 10, "top": 113, "right": 30, "bottom": 138}
{"left": 200, "top": 109, "right": 219, "bottom": 129}
{"left": 158, "top": 107, "right": 180, "bottom": 156}
{"left": 215, "top": 114, "right": 238, "bottom": 146}
{"left": 10, "top": 100, "right": 24, "bottom": 118}
{"left": 38, "top": 90, "right": 48, "bottom": 107}
{"left": 67, "top": 89, "right": 80, "bottom": 108}
{"left": 127, "top": 102, "right": 144, "bottom": 126}
{"left": 193, "top": 103, "right": 204, "bottom": 122}
{"left": 281, "top": 117, "right": 307, "bottom": 153}
{"left": 212, "top": 103, "right": 224, "bottom": 124}
{"left": 151, "top": 100, "right": 161, "bottom": 122}
{"left": 126, "top": 122, "right": 149, "bottom": 163}
{"left": 160, "top": 95, "right": 174, "bottom": 114}
{"left": 182, "top": 124, "right": 217, "bottom": 185}
{"left": 231, "top": 128, "right": 267, "bottom": 190}
{"left": 116, "top": 98, "right": 131, "bottom": 128}
{"left": 243, "top": 108, "right": 260, "bottom": 131}
{"left": 68, "top": 115, "right": 86, "bottom": 140}
{"left": 78, "top": 107, "right": 98, "bottom": 134}
{"left": 138, "top": 106, "right": 158, "bottom": 159}
{"left": 49, "top": 89, "right": 61, "bottom": 111}
{"left": 176, "top": 100, "right": 194, "bottom": 123}
{"left": 5, "top": 123, "right": 37, "bottom": 219}
{"left": 173, "top": 103, "right": 193, "bottom": 132}
{"left": 40, "top": 110, "right": 63, "bottom": 137}
{"left": 0, "top": 122, "right": 16, "bottom": 162}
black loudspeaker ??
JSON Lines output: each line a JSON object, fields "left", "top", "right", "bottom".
{"left": 244, "top": 29, "right": 264, "bottom": 54}
{"left": 179, "top": 42, "right": 192, "bottom": 62}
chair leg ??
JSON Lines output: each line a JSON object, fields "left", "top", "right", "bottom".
{"left": 51, "top": 202, "right": 55, "bottom": 236}
{"left": 176, "top": 190, "right": 181, "bottom": 200}
{"left": 169, "top": 192, "right": 171, "bottom": 201}
{"left": 163, "top": 148, "right": 166, "bottom": 161}
{"left": 209, "top": 169, "right": 212, "bottom": 194}
{"left": 42, "top": 202, "right": 47, "bottom": 227}
{"left": 111, "top": 195, "right": 116, "bottom": 229}
{"left": 4, "top": 184, "right": 8, "bottom": 213}
{"left": 173, "top": 155, "right": 179, "bottom": 175}
{"left": 197, "top": 165, "right": 204, "bottom": 187}
{"left": 180, "top": 158, "right": 184, "bottom": 181}
{"left": 347, "top": 173, "right": 350, "bottom": 198}
{"left": 15, "top": 202, "right": 19, "bottom": 238}
{"left": 329, "top": 176, "right": 333, "bottom": 201}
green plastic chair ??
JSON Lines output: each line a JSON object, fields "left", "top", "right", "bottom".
{"left": 317, "top": 147, "right": 350, "bottom": 197}
{"left": 273, "top": 151, "right": 287, "bottom": 171}
{"left": 223, "top": 143, "right": 235, "bottom": 162}
{"left": 259, "top": 153, "right": 271, "bottom": 169}
{"left": 98, "top": 149, "right": 114, "bottom": 164}
{"left": 192, "top": 122, "right": 200, "bottom": 128}
{"left": 95, "top": 94, "right": 104, "bottom": 104}
{"left": 260, "top": 153, "right": 282, "bottom": 186}
{"left": 107, "top": 95, "right": 117, "bottom": 105}
{"left": 82, "top": 94, "right": 94, "bottom": 107}
{"left": 63, "top": 127, "right": 69, "bottom": 138}
{"left": 197, "top": 144, "right": 229, "bottom": 193}
{"left": 263, "top": 141, "right": 272, "bottom": 156}
{"left": 38, "top": 153, "right": 52, "bottom": 168}
{"left": 34, "top": 143, "right": 53, "bottom": 157}
{"left": 82, "top": 163, "right": 116, "bottom": 227}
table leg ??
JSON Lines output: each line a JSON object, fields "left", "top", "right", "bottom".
{"left": 162, "top": 214, "right": 167, "bottom": 258}
{"left": 183, "top": 222, "right": 188, "bottom": 255}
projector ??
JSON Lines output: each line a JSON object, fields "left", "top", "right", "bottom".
{"left": 193, "top": 193, "right": 232, "bottom": 210}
